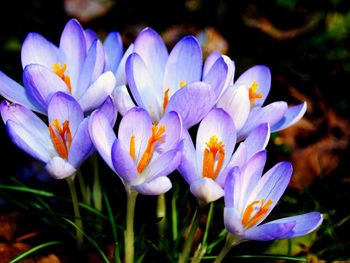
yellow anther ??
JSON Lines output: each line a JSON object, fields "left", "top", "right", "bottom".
{"left": 180, "top": 81, "right": 187, "bottom": 88}
{"left": 242, "top": 199, "right": 273, "bottom": 228}
{"left": 162, "top": 89, "right": 170, "bottom": 112}
{"left": 130, "top": 135, "right": 136, "bottom": 160}
{"left": 48, "top": 118, "right": 72, "bottom": 160}
{"left": 202, "top": 135, "right": 225, "bottom": 180}
{"left": 52, "top": 62, "right": 72, "bottom": 94}
{"left": 248, "top": 81, "right": 263, "bottom": 108}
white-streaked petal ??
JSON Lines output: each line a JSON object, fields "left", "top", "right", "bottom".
{"left": 271, "top": 102, "right": 307, "bottom": 132}
{"left": 157, "top": 111, "right": 182, "bottom": 153}
{"left": 115, "top": 44, "right": 134, "bottom": 87}
{"left": 113, "top": 85, "right": 136, "bottom": 116}
{"left": 244, "top": 123, "right": 270, "bottom": 158}
{"left": 45, "top": 156, "right": 77, "bottom": 180}
{"left": 190, "top": 177, "right": 225, "bottom": 204}
{"left": 133, "top": 176, "right": 172, "bottom": 195}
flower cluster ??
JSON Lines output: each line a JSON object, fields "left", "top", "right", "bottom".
{"left": 0, "top": 18, "right": 322, "bottom": 262}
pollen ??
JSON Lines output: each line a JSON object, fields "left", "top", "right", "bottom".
{"left": 242, "top": 199, "right": 273, "bottom": 228}
{"left": 162, "top": 89, "right": 170, "bottom": 112}
{"left": 202, "top": 135, "right": 225, "bottom": 180}
{"left": 180, "top": 81, "right": 187, "bottom": 88}
{"left": 248, "top": 81, "right": 263, "bottom": 108}
{"left": 131, "top": 125, "right": 166, "bottom": 173}
{"left": 52, "top": 63, "right": 72, "bottom": 94}
{"left": 49, "top": 118, "right": 72, "bottom": 160}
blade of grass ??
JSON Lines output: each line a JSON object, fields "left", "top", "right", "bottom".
{"left": 9, "top": 241, "right": 62, "bottom": 263}
{"left": 201, "top": 254, "right": 309, "bottom": 262}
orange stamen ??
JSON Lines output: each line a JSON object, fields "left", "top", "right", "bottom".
{"left": 242, "top": 199, "right": 273, "bottom": 228}
{"left": 162, "top": 89, "right": 170, "bottom": 112}
{"left": 130, "top": 135, "right": 136, "bottom": 160}
{"left": 202, "top": 135, "right": 225, "bottom": 180}
{"left": 52, "top": 63, "right": 73, "bottom": 94}
{"left": 248, "top": 81, "right": 263, "bottom": 108}
{"left": 135, "top": 125, "right": 166, "bottom": 173}
{"left": 48, "top": 118, "right": 73, "bottom": 160}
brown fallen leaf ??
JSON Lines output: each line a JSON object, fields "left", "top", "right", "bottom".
{"left": 0, "top": 242, "right": 32, "bottom": 263}
{"left": 0, "top": 212, "right": 21, "bottom": 241}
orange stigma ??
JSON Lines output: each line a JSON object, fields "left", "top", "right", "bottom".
{"left": 162, "top": 89, "right": 170, "bottom": 112}
{"left": 53, "top": 63, "right": 72, "bottom": 94}
{"left": 48, "top": 118, "right": 72, "bottom": 160}
{"left": 129, "top": 125, "right": 166, "bottom": 173}
{"left": 248, "top": 81, "right": 263, "bottom": 108}
{"left": 242, "top": 199, "right": 273, "bottom": 228}
{"left": 202, "top": 135, "right": 225, "bottom": 180}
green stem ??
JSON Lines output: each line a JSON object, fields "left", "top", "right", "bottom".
{"left": 213, "top": 233, "right": 243, "bottom": 263}
{"left": 66, "top": 175, "right": 83, "bottom": 249}
{"left": 172, "top": 189, "right": 178, "bottom": 241}
{"left": 125, "top": 186, "right": 138, "bottom": 263}
{"left": 178, "top": 204, "right": 206, "bottom": 263}
{"left": 92, "top": 154, "right": 102, "bottom": 212}
{"left": 157, "top": 193, "right": 166, "bottom": 251}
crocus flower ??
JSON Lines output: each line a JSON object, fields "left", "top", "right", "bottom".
{"left": 0, "top": 18, "right": 116, "bottom": 114}
{"left": 89, "top": 107, "right": 183, "bottom": 195}
{"left": 122, "top": 27, "right": 234, "bottom": 128}
{"left": 0, "top": 92, "right": 116, "bottom": 179}
{"left": 224, "top": 153, "right": 323, "bottom": 241}
{"left": 178, "top": 108, "right": 270, "bottom": 204}
{"left": 216, "top": 65, "right": 307, "bottom": 140}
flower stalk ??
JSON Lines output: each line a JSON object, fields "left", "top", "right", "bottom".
{"left": 125, "top": 186, "right": 138, "bottom": 263}
{"left": 213, "top": 233, "right": 243, "bottom": 263}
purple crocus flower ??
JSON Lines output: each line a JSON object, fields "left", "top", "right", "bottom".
{"left": 224, "top": 154, "right": 323, "bottom": 241}
{"left": 121, "top": 27, "right": 234, "bottom": 128}
{"left": 178, "top": 108, "right": 270, "bottom": 204}
{"left": 89, "top": 107, "right": 183, "bottom": 195}
{"left": 216, "top": 65, "right": 307, "bottom": 140}
{"left": 0, "top": 92, "right": 116, "bottom": 179}
{"left": 0, "top": 18, "right": 116, "bottom": 114}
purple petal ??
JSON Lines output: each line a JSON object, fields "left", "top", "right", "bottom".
{"left": 98, "top": 95, "right": 118, "bottom": 127}
{"left": 203, "top": 56, "right": 229, "bottom": 99}
{"left": 89, "top": 110, "right": 116, "bottom": 171}
{"left": 78, "top": 71, "right": 116, "bottom": 112}
{"left": 111, "top": 139, "right": 138, "bottom": 184}
{"left": 45, "top": 156, "right": 77, "bottom": 180}
{"left": 268, "top": 212, "right": 323, "bottom": 238}
{"left": 84, "top": 29, "right": 98, "bottom": 51}
{"left": 190, "top": 178, "right": 225, "bottom": 204}
{"left": 157, "top": 111, "right": 182, "bottom": 153}
{"left": 243, "top": 221, "right": 296, "bottom": 241}
{"left": 104, "top": 31, "right": 123, "bottom": 73}
{"left": 23, "top": 64, "right": 70, "bottom": 110}
{"left": 203, "top": 51, "right": 221, "bottom": 78}
{"left": 163, "top": 36, "right": 202, "bottom": 96}
{"left": 165, "top": 81, "right": 216, "bottom": 128}
{"left": 235, "top": 65, "right": 271, "bottom": 107}
{"left": 133, "top": 27, "right": 168, "bottom": 86}
{"left": 196, "top": 108, "right": 236, "bottom": 177}
{"left": 224, "top": 207, "right": 244, "bottom": 236}
{"left": 118, "top": 107, "right": 153, "bottom": 162}
{"left": 133, "top": 176, "right": 172, "bottom": 195}
{"left": 224, "top": 167, "right": 240, "bottom": 208}
{"left": 59, "top": 19, "right": 86, "bottom": 88}
{"left": 244, "top": 123, "right": 270, "bottom": 158}
{"left": 48, "top": 92, "right": 84, "bottom": 135}
{"left": 115, "top": 44, "right": 134, "bottom": 87}
{"left": 113, "top": 85, "right": 136, "bottom": 116}
{"left": 21, "top": 32, "right": 60, "bottom": 69}
{"left": 126, "top": 53, "right": 162, "bottom": 120}
{"left": 271, "top": 102, "right": 307, "bottom": 132}
{"left": 216, "top": 85, "right": 250, "bottom": 131}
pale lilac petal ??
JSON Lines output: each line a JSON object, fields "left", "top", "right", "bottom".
{"left": 271, "top": 102, "right": 307, "bottom": 132}
{"left": 133, "top": 27, "right": 168, "bottom": 86}
{"left": 190, "top": 178, "right": 224, "bottom": 204}
{"left": 0, "top": 101, "right": 52, "bottom": 147}
{"left": 203, "top": 51, "right": 221, "bottom": 78}
{"left": 68, "top": 118, "right": 94, "bottom": 167}
{"left": 21, "top": 32, "right": 60, "bottom": 69}
{"left": 23, "top": 64, "right": 70, "bottom": 110}
{"left": 59, "top": 19, "right": 86, "bottom": 88}
{"left": 98, "top": 96, "right": 118, "bottom": 127}
{"left": 196, "top": 108, "right": 236, "bottom": 176}
{"left": 234, "top": 65, "right": 271, "bottom": 107}
{"left": 126, "top": 53, "right": 162, "bottom": 120}
{"left": 224, "top": 167, "right": 240, "bottom": 208}
{"left": 268, "top": 212, "right": 323, "bottom": 238}
{"left": 203, "top": 56, "right": 228, "bottom": 99}
{"left": 163, "top": 36, "right": 202, "bottom": 96}
{"left": 133, "top": 176, "right": 172, "bottom": 195}
{"left": 76, "top": 39, "right": 105, "bottom": 99}
{"left": 238, "top": 101, "right": 288, "bottom": 140}
{"left": 6, "top": 120, "right": 52, "bottom": 163}
{"left": 48, "top": 92, "right": 84, "bottom": 135}
{"left": 45, "top": 156, "right": 77, "bottom": 180}
{"left": 118, "top": 107, "right": 152, "bottom": 162}
{"left": 216, "top": 85, "right": 250, "bottom": 131}
{"left": 78, "top": 71, "right": 116, "bottom": 112}
{"left": 84, "top": 29, "right": 98, "bottom": 51}
{"left": 111, "top": 139, "right": 138, "bottom": 184}
{"left": 89, "top": 110, "right": 116, "bottom": 172}
{"left": 243, "top": 221, "right": 296, "bottom": 241}
{"left": 244, "top": 123, "right": 270, "bottom": 158}
{"left": 0, "top": 71, "right": 45, "bottom": 113}
{"left": 165, "top": 82, "right": 216, "bottom": 128}
{"left": 104, "top": 31, "right": 123, "bottom": 73}
{"left": 113, "top": 85, "right": 136, "bottom": 116}
{"left": 115, "top": 44, "right": 134, "bottom": 86}
{"left": 157, "top": 111, "right": 182, "bottom": 153}
{"left": 224, "top": 207, "right": 245, "bottom": 236}
{"left": 177, "top": 129, "right": 198, "bottom": 184}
